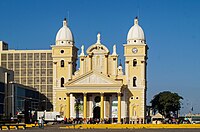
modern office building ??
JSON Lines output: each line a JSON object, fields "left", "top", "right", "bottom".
{"left": 0, "top": 67, "right": 39, "bottom": 117}
{"left": 0, "top": 17, "right": 148, "bottom": 123}
{"left": 0, "top": 41, "right": 53, "bottom": 110}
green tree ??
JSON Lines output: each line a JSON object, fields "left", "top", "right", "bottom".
{"left": 151, "top": 91, "right": 183, "bottom": 118}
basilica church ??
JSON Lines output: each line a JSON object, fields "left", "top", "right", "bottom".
{"left": 52, "top": 17, "right": 148, "bottom": 124}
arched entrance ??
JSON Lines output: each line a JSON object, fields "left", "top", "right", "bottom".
{"left": 93, "top": 106, "right": 100, "bottom": 119}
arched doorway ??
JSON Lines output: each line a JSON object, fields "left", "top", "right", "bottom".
{"left": 93, "top": 106, "right": 100, "bottom": 119}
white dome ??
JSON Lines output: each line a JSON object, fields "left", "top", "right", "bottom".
{"left": 127, "top": 17, "right": 145, "bottom": 44}
{"left": 55, "top": 18, "right": 74, "bottom": 45}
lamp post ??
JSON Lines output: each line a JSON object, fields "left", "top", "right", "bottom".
{"left": 9, "top": 81, "right": 16, "bottom": 117}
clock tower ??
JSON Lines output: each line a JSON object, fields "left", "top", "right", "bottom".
{"left": 124, "top": 17, "right": 148, "bottom": 123}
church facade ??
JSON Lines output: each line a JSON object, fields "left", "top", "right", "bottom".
{"left": 52, "top": 18, "right": 148, "bottom": 123}
{"left": 0, "top": 17, "right": 148, "bottom": 123}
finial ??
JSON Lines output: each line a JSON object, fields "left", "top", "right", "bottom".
{"left": 112, "top": 44, "right": 117, "bottom": 55}
{"left": 63, "top": 18, "right": 68, "bottom": 27}
{"left": 134, "top": 16, "right": 138, "bottom": 25}
{"left": 80, "top": 45, "right": 85, "bottom": 56}
{"left": 97, "top": 33, "right": 101, "bottom": 44}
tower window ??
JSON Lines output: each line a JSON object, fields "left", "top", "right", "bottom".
{"left": 61, "top": 60, "right": 64, "bottom": 67}
{"left": 133, "top": 77, "right": 137, "bottom": 87}
{"left": 61, "top": 77, "right": 64, "bottom": 87}
{"left": 133, "top": 59, "right": 137, "bottom": 66}
{"left": 60, "top": 50, "right": 64, "bottom": 54}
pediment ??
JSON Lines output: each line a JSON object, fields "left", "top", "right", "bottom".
{"left": 65, "top": 71, "right": 122, "bottom": 86}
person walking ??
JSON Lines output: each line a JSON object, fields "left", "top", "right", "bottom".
{"left": 38, "top": 117, "right": 42, "bottom": 128}
{"left": 41, "top": 117, "right": 44, "bottom": 129}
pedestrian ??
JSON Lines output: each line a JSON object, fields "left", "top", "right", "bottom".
{"left": 38, "top": 117, "right": 42, "bottom": 128}
{"left": 64, "top": 116, "right": 66, "bottom": 124}
{"left": 41, "top": 117, "right": 44, "bottom": 129}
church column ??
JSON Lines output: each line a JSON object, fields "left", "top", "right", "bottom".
{"left": 141, "top": 60, "right": 146, "bottom": 86}
{"left": 66, "top": 93, "right": 70, "bottom": 119}
{"left": 117, "top": 92, "right": 121, "bottom": 124}
{"left": 104, "top": 55, "right": 108, "bottom": 74}
{"left": 88, "top": 54, "right": 92, "bottom": 71}
{"left": 109, "top": 95, "right": 112, "bottom": 123}
{"left": 80, "top": 57, "right": 84, "bottom": 75}
{"left": 100, "top": 93, "right": 104, "bottom": 120}
{"left": 125, "top": 61, "right": 129, "bottom": 84}
{"left": 141, "top": 60, "right": 146, "bottom": 122}
{"left": 80, "top": 45, "right": 85, "bottom": 75}
{"left": 113, "top": 58, "right": 116, "bottom": 76}
{"left": 68, "top": 62, "right": 72, "bottom": 80}
{"left": 83, "top": 93, "right": 87, "bottom": 119}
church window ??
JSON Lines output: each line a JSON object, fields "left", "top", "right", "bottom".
{"left": 59, "top": 98, "right": 61, "bottom": 100}
{"left": 133, "top": 77, "right": 137, "bottom": 87}
{"left": 61, "top": 77, "right": 64, "bottom": 87}
{"left": 60, "top": 50, "right": 64, "bottom": 54}
{"left": 61, "top": 60, "right": 64, "bottom": 67}
{"left": 134, "top": 40, "right": 136, "bottom": 42}
{"left": 133, "top": 59, "right": 137, "bottom": 66}
{"left": 136, "top": 97, "right": 139, "bottom": 99}
{"left": 94, "top": 96, "right": 100, "bottom": 103}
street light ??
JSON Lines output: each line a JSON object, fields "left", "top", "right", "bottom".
{"left": 9, "top": 81, "right": 16, "bottom": 117}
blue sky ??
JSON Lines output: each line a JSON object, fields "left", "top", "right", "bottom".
{"left": 0, "top": 0, "right": 200, "bottom": 115}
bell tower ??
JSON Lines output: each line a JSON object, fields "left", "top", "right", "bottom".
{"left": 52, "top": 18, "right": 78, "bottom": 112}
{"left": 124, "top": 17, "right": 148, "bottom": 123}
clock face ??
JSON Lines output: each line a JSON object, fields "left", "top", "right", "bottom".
{"left": 132, "top": 48, "right": 138, "bottom": 53}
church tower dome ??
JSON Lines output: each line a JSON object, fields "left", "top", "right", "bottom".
{"left": 55, "top": 18, "right": 74, "bottom": 45}
{"left": 127, "top": 17, "right": 145, "bottom": 44}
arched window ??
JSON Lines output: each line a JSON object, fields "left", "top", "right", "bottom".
{"left": 133, "top": 77, "right": 137, "bottom": 87}
{"left": 133, "top": 59, "right": 137, "bottom": 66}
{"left": 61, "top": 77, "right": 64, "bottom": 87}
{"left": 61, "top": 60, "right": 64, "bottom": 67}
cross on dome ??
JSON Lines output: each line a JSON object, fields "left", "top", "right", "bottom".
{"left": 63, "top": 18, "right": 68, "bottom": 27}
{"left": 134, "top": 17, "right": 138, "bottom": 25}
